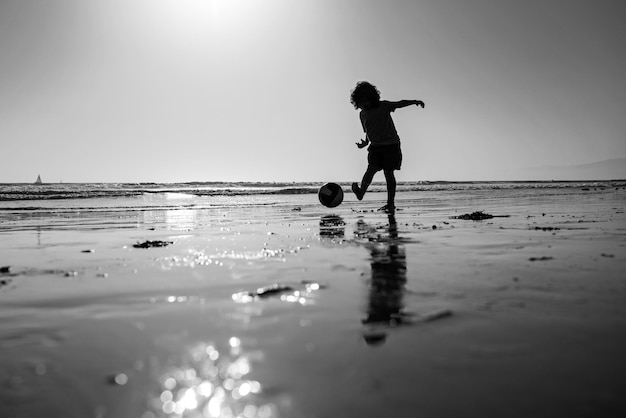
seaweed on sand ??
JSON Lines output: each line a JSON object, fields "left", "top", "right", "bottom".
{"left": 132, "top": 240, "right": 173, "bottom": 248}
{"left": 452, "top": 211, "right": 510, "bottom": 221}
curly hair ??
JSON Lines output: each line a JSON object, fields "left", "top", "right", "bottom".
{"left": 350, "top": 81, "right": 380, "bottom": 109}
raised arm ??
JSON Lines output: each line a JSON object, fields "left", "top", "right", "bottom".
{"left": 389, "top": 100, "right": 425, "bottom": 110}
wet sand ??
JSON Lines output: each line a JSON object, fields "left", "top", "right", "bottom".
{"left": 1, "top": 187, "right": 625, "bottom": 417}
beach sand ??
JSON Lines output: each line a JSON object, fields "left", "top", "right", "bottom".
{"left": 1, "top": 187, "right": 625, "bottom": 417}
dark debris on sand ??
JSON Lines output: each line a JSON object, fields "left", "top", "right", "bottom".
{"left": 253, "top": 284, "right": 294, "bottom": 298}
{"left": 235, "top": 281, "right": 327, "bottom": 301}
{"left": 535, "top": 226, "right": 560, "bottom": 231}
{"left": 452, "top": 211, "right": 510, "bottom": 221}
{"left": 233, "top": 284, "right": 294, "bottom": 301}
{"left": 529, "top": 256, "right": 554, "bottom": 262}
{"left": 132, "top": 240, "right": 173, "bottom": 249}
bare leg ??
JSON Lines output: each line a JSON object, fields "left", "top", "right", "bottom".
{"left": 383, "top": 169, "right": 396, "bottom": 209}
{"left": 353, "top": 165, "right": 377, "bottom": 200}
{"left": 361, "top": 166, "right": 377, "bottom": 194}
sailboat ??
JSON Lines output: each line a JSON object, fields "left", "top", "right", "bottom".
{"left": 34, "top": 174, "right": 42, "bottom": 185}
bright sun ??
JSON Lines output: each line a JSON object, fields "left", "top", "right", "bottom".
{"left": 153, "top": 0, "right": 263, "bottom": 32}
{"left": 158, "top": 0, "right": 253, "bottom": 20}
{"left": 140, "top": 0, "right": 267, "bottom": 47}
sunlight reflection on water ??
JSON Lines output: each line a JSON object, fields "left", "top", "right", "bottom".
{"left": 144, "top": 338, "right": 277, "bottom": 418}
{"left": 158, "top": 247, "right": 307, "bottom": 271}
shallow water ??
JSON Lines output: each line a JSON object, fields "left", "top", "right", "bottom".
{"left": 1, "top": 188, "right": 626, "bottom": 417}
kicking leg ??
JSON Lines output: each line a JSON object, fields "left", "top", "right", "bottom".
{"left": 352, "top": 165, "right": 377, "bottom": 200}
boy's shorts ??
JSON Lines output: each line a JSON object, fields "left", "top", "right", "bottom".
{"left": 368, "top": 143, "right": 402, "bottom": 171}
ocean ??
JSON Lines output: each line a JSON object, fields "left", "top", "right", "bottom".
{"left": 2, "top": 180, "right": 623, "bottom": 202}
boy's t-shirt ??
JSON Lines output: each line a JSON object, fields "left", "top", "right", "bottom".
{"left": 359, "top": 101, "right": 400, "bottom": 148}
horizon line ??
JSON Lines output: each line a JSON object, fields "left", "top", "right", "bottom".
{"left": 2, "top": 179, "right": 626, "bottom": 185}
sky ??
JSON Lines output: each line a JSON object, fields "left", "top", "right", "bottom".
{"left": 1, "top": 0, "right": 625, "bottom": 183}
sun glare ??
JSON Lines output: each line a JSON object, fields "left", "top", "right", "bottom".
{"left": 144, "top": 0, "right": 268, "bottom": 47}
{"left": 155, "top": 0, "right": 261, "bottom": 25}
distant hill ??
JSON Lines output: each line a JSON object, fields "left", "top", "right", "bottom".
{"left": 505, "top": 158, "right": 626, "bottom": 181}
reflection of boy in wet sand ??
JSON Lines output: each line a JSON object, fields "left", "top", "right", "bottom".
{"left": 359, "top": 215, "right": 408, "bottom": 346}
{"left": 350, "top": 81, "right": 425, "bottom": 214}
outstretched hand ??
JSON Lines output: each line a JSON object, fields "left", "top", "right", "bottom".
{"left": 415, "top": 100, "right": 425, "bottom": 108}
{"left": 355, "top": 138, "right": 369, "bottom": 149}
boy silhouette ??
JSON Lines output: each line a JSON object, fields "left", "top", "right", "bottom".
{"left": 350, "top": 81, "right": 424, "bottom": 213}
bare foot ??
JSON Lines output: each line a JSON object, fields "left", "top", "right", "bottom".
{"left": 377, "top": 204, "right": 395, "bottom": 214}
{"left": 351, "top": 182, "right": 364, "bottom": 200}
